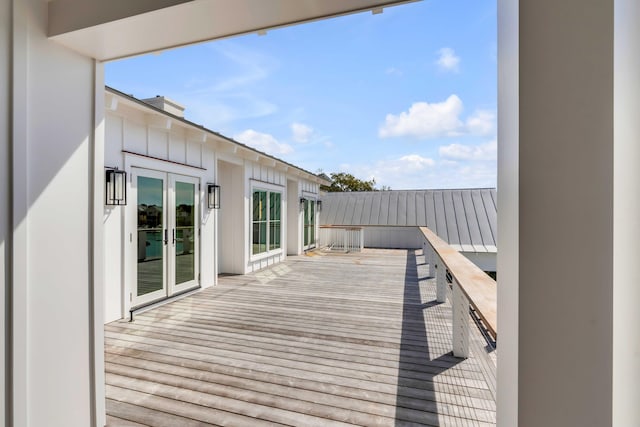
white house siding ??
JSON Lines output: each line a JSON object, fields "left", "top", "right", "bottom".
{"left": 104, "top": 100, "right": 216, "bottom": 322}
{"left": 104, "top": 89, "right": 325, "bottom": 322}
{"left": 244, "top": 163, "right": 319, "bottom": 272}
{"left": 286, "top": 180, "right": 301, "bottom": 255}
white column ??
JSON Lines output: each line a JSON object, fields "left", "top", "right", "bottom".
{"left": 613, "top": 1, "right": 640, "bottom": 424}
{"left": 499, "top": 0, "right": 640, "bottom": 425}
{"left": 92, "top": 62, "right": 106, "bottom": 427}
{"left": 7, "top": 0, "right": 103, "bottom": 425}
{"left": 0, "top": 0, "right": 9, "bottom": 423}
{"left": 496, "top": 0, "right": 519, "bottom": 424}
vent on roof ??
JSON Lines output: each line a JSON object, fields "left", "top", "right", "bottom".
{"left": 141, "top": 95, "right": 185, "bottom": 118}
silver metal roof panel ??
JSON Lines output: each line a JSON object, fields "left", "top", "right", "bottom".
{"left": 320, "top": 188, "right": 497, "bottom": 252}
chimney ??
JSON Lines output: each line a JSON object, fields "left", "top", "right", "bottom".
{"left": 141, "top": 95, "right": 185, "bottom": 118}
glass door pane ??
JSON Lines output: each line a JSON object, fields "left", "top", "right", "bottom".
{"left": 303, "top": 199, "right": 315, "bottom": 248}
{"left": 309, "top": 200, "right": 315, "bottom": 245}
{"left": 174, "top": 181, "right": 195, "bottom": 286}
{"left": 137, "top": 175, "right": 165, "bottom": 297}
{"left": 304, "top": 199, "right": 310, "bottom": 246}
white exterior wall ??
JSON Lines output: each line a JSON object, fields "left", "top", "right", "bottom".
{"left": 355, "top": 226, "right": 496, "bottom": 271}
{"left": 104, "top": 100, "right": 216, "bottom": 322}
{"left": 6, "top": 1, "right": 103, "bottom": 425}
{"left": 218, "top": 156, "right": 245, "bottom": 275}
{"left": 245, "top": 162, "right": 288, "bottom": 273}
{"left": 362, "top": 226, "right": 423, "bottom": 249}
{"left": 104, "top": 94, "right": 323, "bottom": 318}
{"left": 460, "top": 252, "right": 496, "bottom": 273}
{"left": 286, "top": 179, "right": 300, "bottom": 255}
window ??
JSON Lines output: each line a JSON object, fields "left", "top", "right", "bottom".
{"left": 252, "top": 189, "right": 282, "bottom": 255}
{"left": 269, "top": 192, "right": 281, "bottom": 251}
{"left": 252, "top": 190, "right": 267, "bottom": 255}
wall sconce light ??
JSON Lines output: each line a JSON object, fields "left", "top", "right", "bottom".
{"left": 105, "top": 168, "right": 127, "bottom": 206}
{"left": 317, "top": 200, "right": 322, "bottom": 211}
{"left": 208, "top": 184, "right": 220, "bottom": 209}
{"left": 299, "top": 197, "right": 307, "bottom": 210}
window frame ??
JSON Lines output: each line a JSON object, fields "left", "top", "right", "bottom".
{"left": 250, "top": 182, "right": 284, "bottom": 260}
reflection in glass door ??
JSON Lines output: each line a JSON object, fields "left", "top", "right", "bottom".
{"left": 170, "top": 176, "right": 199, "bottom": 294}
{"left": 133, "top": 168, "right": 199, "bottom": 307}
{"left": 135, "top": 171, "right": 167, "bottom": 305}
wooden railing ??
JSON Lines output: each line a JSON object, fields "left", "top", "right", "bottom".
{"left": 319, "top": 226, "right": 364, "bottom": 252}
{"left": 420, "top": 227, "right": 497, "bottom": 358}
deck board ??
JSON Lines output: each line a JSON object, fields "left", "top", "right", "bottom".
{"left": 106, "top": 248, "right": 496, "bottom": 426}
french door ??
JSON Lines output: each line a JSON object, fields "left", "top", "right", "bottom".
{"left": 303, "top": 198, "right": 316, "bottom": 249}
{"left": 132, "top": 168, "right": 199, "bottom": 307}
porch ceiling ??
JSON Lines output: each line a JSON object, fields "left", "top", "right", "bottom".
{"left": 48, "top": 0, "right": 420, "bottom": 61}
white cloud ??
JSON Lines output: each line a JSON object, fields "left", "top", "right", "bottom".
{"left": 436, "top": 47, "right": 460, "bottom": 72}
{"left": 466, "top": 110, "right": 495, "bottom": 136}
{"left": 378, "top": 95, "right": 496, "bottom": 139}
{"left": 234, "top": 129, "right": 293, "bottom": 156}
{"left": 340, "top": 154, "right": 436, "bottom": 189}
{"left": 379, "top": 95, "right": 464, "bottom": 139}
{"left": 439, "top": 140, "right": 497, "bottom": 161}
{"left": 291, "top": 122, "right": 314, "bottom": 143}
{"left": 338, "top": 147, "right": 496, "bottom": 190}
{"left": 398, "top": 154, "right": 436, "bottom": 170}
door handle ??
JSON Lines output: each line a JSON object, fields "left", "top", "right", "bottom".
{"left": 172, "top": 229, "right": 176, "bottom": 245}
{"left": 164, "top": 229, "right": 168, "bottom": 245}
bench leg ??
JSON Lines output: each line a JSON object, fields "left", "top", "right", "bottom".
{"left": 452, "top": 280, "right": 470, "bottom": 358}
{"left": 436, "top": 256, "right": 447, "bottom": 303}
{"left": 427, "top": 246, "right": 435, "bottom": 278}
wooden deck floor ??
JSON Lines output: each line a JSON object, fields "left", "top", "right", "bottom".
{"left": 105, "top": 248, "right": 496, "bottom": 426}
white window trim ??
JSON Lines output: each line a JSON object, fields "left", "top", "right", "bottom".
{"left": 250, "top": 178, "right": 285, "bottom": 191}
{"left": 250, "top": 184, "right": 283, "bottom": 261}
{"left": 301, "top": 191, "right": 318, "bottom": 199}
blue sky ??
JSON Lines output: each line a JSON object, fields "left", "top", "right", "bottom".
{"left": 106, "top": 0, "right": 496, "bottom": 190}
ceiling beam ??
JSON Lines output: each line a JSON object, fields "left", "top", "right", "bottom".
{"left": 48, "top": 0, "right": 420, "bottom": 61}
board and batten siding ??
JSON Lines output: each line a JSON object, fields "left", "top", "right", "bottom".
{"left": 104, "top": 89, "right": 326, "bottom": 322}
{"left": 104, "top": 101, "right": 215, "bottom": 323}
{"left": 244, "top": 163, "right": 318, "bottom": 272}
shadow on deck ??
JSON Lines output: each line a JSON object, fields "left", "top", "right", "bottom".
{"left": 104, "top": 248, "right": 496, "bottom": 427}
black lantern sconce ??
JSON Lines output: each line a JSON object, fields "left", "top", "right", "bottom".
{"left": 105, "top": 168, "right": 127, "bottom": 206}
{"left": 299, "top": 197, "right": 307, "bottom": 210}
{"left": 208, "top": 184, "right": 220, "bottom": 209}
{"left": 317, "top": 200, "right": 322, "bottom": 211}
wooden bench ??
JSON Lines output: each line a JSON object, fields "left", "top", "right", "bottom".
{"left": 420, "top": 227, "right": 497, "bottom": 357}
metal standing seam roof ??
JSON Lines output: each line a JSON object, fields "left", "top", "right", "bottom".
{"left": 320, "top": 189, "right": 498, "bottom": 253}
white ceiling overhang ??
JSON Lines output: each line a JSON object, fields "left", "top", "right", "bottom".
{"left": 48, "top": 0, "right": 420, "bottom": 61}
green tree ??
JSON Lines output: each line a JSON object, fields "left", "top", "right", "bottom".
{"left": 322, "top": 172, "right": 379, "bottom": 192}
